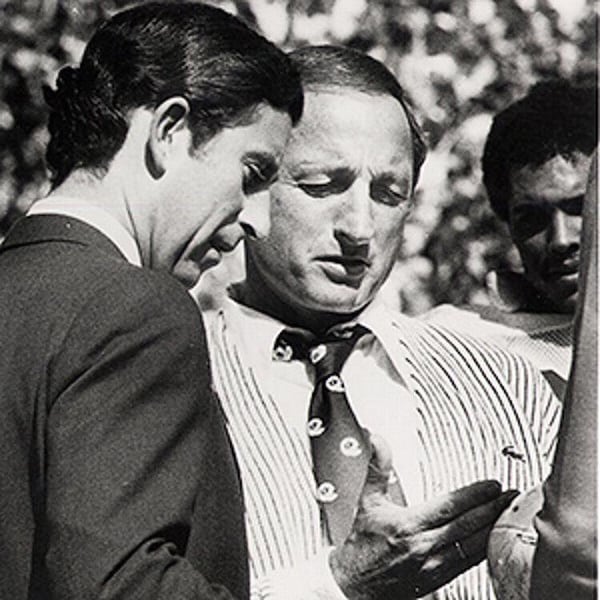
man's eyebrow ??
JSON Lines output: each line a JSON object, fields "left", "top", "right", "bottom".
{"left": 513, "top": 194, "right": 550, "bottom": 205}
{"left": 559, "top": 193, "right": 585, "bottom": 203}
{"left": 372, "top": 169, "right": 411, "bottom": 182}
{"left": 285, "top": 162, "right": 353, "bottom": 177}
{"left": 558, "top": 194, "right": 585, "bottom": 210}
{"left": 371, "top": 170, "right": 412, "bottom": 189}
{"left": 517, "top": 193, "right": 585, "bottom": 206}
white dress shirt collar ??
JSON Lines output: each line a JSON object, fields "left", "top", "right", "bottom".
{"left": 212, "top": 293, "right": 425, "bottom": 507}
{"left": 27, "top": 196, "right": 142, "bottom": 267}
{"left": 221, "top": 293, "right": 408, "bottom": 379}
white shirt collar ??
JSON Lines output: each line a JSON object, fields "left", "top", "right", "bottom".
{"left": 27, "top": 196, "right": 142, "bottom": 267}
{"left": 221, "top": 293, "right": 403, "bottom": 372}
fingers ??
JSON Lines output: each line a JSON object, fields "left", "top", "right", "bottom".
{"left": 416, "top": 492, "right": 518, "bottom": 597}
{"left": 431, "top": 489, "right": 520, "bottom": 549}
{"left": 416, "top": 480, "right": 504, "bottom": 529}
{"left": 417, "top": 526, "right": 493, "bottom": 596}
{"left": 363, "top": 432, "right": 394, "bottom": 494}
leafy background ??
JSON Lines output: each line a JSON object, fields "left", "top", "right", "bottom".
{"left": 1, "top": 0, "right": 597, "bottom": 314}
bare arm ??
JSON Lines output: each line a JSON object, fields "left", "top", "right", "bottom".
{"left": 531, "top": 151, "right": 598, "bottom": 600}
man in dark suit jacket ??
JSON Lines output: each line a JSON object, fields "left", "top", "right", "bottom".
{"left": 0, "top": 3, "right": 302, "bottom": 598}
{"left": 0, "top": 216, "right": 246, "bottom": 599}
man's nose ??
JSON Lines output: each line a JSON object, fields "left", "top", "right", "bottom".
{"left": 548, "top": 211, "right": 580, "bottom": 256}
{"left": 238, "top": 189, "right": 271, "bottom": 241}
{"left": 334, "top": 180, "right": 374, "bottom": 246}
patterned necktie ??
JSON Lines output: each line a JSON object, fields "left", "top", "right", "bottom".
{"left": 275, "top": 325, "right": 373, "bottom": 545}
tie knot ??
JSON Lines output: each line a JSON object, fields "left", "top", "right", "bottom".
{"left": 274, "top": 324, "right": 369, "bottom": 379}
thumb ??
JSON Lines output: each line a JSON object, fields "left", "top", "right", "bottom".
{"left": 362, "top": 432, "right": 394, "bottom": 498}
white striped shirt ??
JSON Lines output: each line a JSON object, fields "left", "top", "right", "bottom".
{"left": 205, "top": 298, "right": 561, "bottom": 600}
{"left": 421, "top": 304, "right": 573, "bottom": 381}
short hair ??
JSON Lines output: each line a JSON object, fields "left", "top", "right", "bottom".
{"left": 482, "top": 79, "right": 598, "bottom": 221}
{"left": 288, "top": 45, "right": 427, "bottom": 187}
{"left": 43, "top": 2, "right": 303, "bottom": 187}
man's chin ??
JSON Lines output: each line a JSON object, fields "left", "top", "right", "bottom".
{"left": 172, "top": 262, "right": 202, "bottom": 289}
{"left": 539, "top": 285, "right": 578, "bottom": 314}
{"left": 173, "top": 251, "right": 226, "bottom": 289}
{"left": 312, "top": 290, "right": 375, "bottom": 319}
{"left": 554, "top": 293, "right": 578, "bottom": 314}
{"left": 532, "top": 274, "right": 578, "bottom": 314}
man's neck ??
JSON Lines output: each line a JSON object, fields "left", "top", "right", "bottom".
{"left": 231, "top": 281, "right": 365, "bottom": 336}
{"left": 49, "top": 171, "right": 129, "bottom": 229}
{"left": 490, "top": 269, "right": 574, "bottom": 315}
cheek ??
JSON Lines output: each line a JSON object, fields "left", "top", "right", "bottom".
{"left": 196, "top": 164, "right": 243, "bottom": 212}
{"left": 373, "top": 218, "right": 404, "bottom": 261}
{"left": 215, "top": 175, "right": 243, "bottom": 214}
{"left": 517, "top": 238, "right": 545, "bottom": 264}
{"left": 567, "top": 217, "right": 583, "bottom": 239}
{"left": 270, "top": 198, "right": 322, "bottom": 249}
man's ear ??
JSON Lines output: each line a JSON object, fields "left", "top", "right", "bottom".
{"left": 145, "top": 96, "right": 191, "bottom": 179}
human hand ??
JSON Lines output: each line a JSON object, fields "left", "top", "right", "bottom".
{"left": 329, "top": 435, "right": 519, "bottom": 599}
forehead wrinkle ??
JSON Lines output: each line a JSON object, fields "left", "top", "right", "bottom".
{"left": 280, "top": 131, "right": 347, "bottom": 175}
{"left": 284, "top": 127, "right": 409, "bottom": 175}
{"left": 369, "top": 161, "right": 412, "bottom": 179}
{"left": 511, "top": 157, "right": 590, "bottom": 205}
{"left": 281, "top": 89, "right": 413, "bottom": 180}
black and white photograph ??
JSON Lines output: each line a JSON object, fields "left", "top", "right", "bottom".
{"left": 0, "top": 1, "right": 597, "bottom": 598}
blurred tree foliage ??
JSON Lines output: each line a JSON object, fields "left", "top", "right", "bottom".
{"left": 1, "top": 0, "right": 597, "bottom": 313}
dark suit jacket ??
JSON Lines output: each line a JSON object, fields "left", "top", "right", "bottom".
{"left": 0, "top": 215, "right": 248, "bottom": 599}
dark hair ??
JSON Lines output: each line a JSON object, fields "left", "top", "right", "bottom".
{"left": 288, "top": 45, "right": 427, "bottom": 187}
{"left": 482, "top": 79, "right": 598, "bottom": 221}
{"left": 43, "top": 2, "right": 303, "bottom": 187}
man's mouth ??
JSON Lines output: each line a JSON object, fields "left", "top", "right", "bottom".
{"left": 545, "top": 259, "right": 579, "bottom": 277}
{"left": 318, "top": 255, "right": 371, "bottom": 280}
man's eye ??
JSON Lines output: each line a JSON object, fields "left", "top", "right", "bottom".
{"left": 370, "top": 181, "right": 410, "bottom": 207}
{"left": 560, "top": 195, "right": 584, "bottom": 216}
{"left": 297, "top": 177, "right": 347, "bottom": 198}
{"left": 298, "top": 174, "right": 331, "bottom": 185}
{"left": 511, "top": 206, "right": 550, "bottom": 240}
{"left": 243, "top": 163, "right": 271, "bottom": 194}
